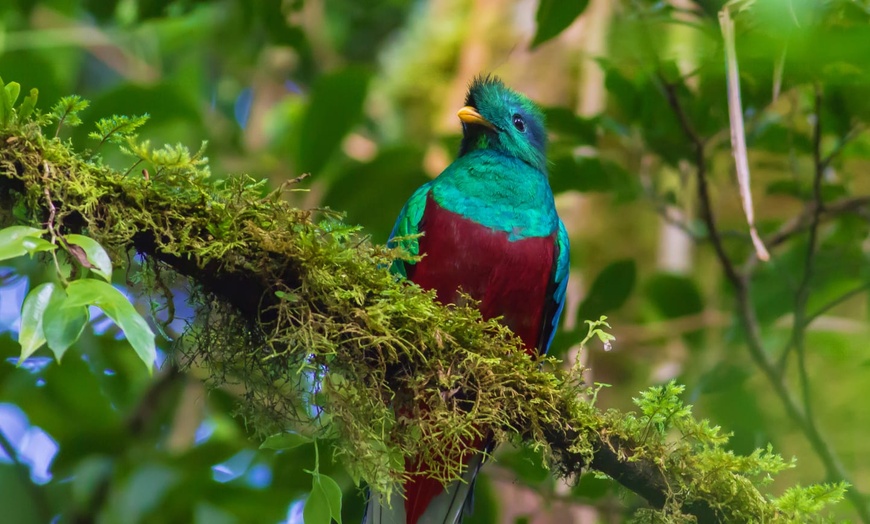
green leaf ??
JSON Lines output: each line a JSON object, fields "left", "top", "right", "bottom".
{"left": 577, "top": 259, "right": 636, "bottom": 322}
{"left": 71, "top": 455, "right": 113, "bottom": 509}
{"left": 65, "top": 234, "right": 113, "bottom": 281}
{"left": 16, "top": 88, "right": 38, "bottom": 121}
{"left": 51, "top": 95, "right": 90, "bottom": 129}
{"left": 43, "top": 290, "right": 90, "bottom": 362}
{"left": 323, "top": 146, "right": 429, "bottom": 239}
{"left": 572, "top": 472, "right": 612, "bottom": 500}
{"left": 0, "top": 225, "right": 48, "bottom": 261}
{"left": 0, "top": 464, "right": 46, "bottom": 524}
{"left": 318, "top": 474, "right": 343, "bottom": 524}
{"left": 531, "top": 0, "right": 589, "bottom": 48}
{"left": 645, "top": 273, "right": 703, "bottom": 320}
{"left": 305, "top": 473, "right": 342, "bottom": 524}
{"left": 64, "top": 279, "right": 156, "bottom": 370}
{"left": 552, "top": 156, "right": 609, "bottom": 194}
{"left": 646, "top": 272, "right": 705, "bottom": 349}
{"left": 89, "top": 113, "right": 150, "bottom": 146}
{"left": 549, "top": 156, "right": 640, "bottom": 202}
{"left": 304, "top": 477, "right": 331, "bottom": 524}
{"left": 498, "top": 446, "right": 549, "bottom": 484}
{"left": 5, "top": 81, "right": 21, "bottom": 108}
{"left": 18, "top": 282, "right": 57, "bottom": 362}
{"left": 775, "top": 482, "right": 849, "bottom": 516}
{"left": 298, "top": 66, "right": 370, "bottom": 175}
{"left": 116, "top": 465, "right": 179, "bottom": 522}
{"left": 0, "top": 77, "right": 9, "bottom": 126}
{"left": 542, "top": 107, "right": 597, "bottom": 144}
{"left": 765, "top": 179, "right": 803, "bottom": 199}
{"left": 260, "top": 432, "right": 313, "bottom": 451}
{"left": 22, "top": 236, "right": 57, "bottom": 255}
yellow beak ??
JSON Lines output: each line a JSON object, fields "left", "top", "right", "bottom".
{"left": 457, "top": 106, "right": 496, "bottom": 131}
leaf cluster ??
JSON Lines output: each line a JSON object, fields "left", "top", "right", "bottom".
{"left": 0, "top": 224, "right": 155, "bottom": 368}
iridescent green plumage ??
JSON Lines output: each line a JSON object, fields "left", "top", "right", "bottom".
{"left": 373, "top": 75, "right": 569, "bottom": 524}
{"left": 390, "top": 76, "right": 568, "bottom": 347}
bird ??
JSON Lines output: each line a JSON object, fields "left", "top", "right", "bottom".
{"left": 367, "top": 75, "right": 569, "bottom": 524}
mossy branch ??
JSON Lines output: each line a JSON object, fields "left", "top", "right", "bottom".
{"left": 0, "top": 98, "right": 846, "bottom": 523}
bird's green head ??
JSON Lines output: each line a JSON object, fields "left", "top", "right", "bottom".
{"left": 457, "top": 75, "right": 547, "bottom": 172}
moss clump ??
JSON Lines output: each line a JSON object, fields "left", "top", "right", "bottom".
{"left": 0, "top": 83, "right": 847, "bottom": 522}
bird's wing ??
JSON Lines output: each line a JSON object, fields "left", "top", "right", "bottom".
{"left": 387, "top": 182, "right": 432, "bottom": 278}
{"left": 538, "top": 219, "right": 570, "bottom": 354}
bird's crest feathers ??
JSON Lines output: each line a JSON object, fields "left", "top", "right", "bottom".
{"left": 459, "top": 75, "right": 547, "bottom": 172}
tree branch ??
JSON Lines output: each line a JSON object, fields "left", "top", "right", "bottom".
{"left": 745, "top": 195, "right": 870, "bottom": 271}
{"left": 821, "top": 123, "right": 867, "bottom": 171}
{"left": 659, "top": 77, "right": 742, "bottom": 289}
{"left": 805, "top": 282, "right": 870, "bottom": 327}
{"left": 783, "top": 84, "right": 825, "bottom": 414}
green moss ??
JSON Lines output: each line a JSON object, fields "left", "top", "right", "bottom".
{"left": 0, "top": 85, "right": 847, "bottom": 523}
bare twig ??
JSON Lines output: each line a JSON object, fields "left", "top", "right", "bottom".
{"left": 42, "top": 165, "right": 68, "bottom": 285}
{"left": 743, "top": 196, "right": 870, "bottom": 273}
{"left": 646, "top": 189, "right": 704, "bottom": 241}
{"left": 821, "top": 123, "right": 867, "bottom": 171}
{"left": 659, "top": 79, "right": 743, "bottom": 288}
{"left": 732, "top": 290, "right": 870, "bottom": 523}
{"left": 121, "top": 158, "right": 143, "bottom": 178}
{"left": 659, "top": 69, "right": 870, "bottom": 524}
{"left": 805, "top": 282, "right": 870, "bottom": 327}
{"left": 782, "top": 85, "right": 825, "bottom": 419}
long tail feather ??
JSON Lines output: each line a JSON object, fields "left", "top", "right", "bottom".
{"left": 363, "top": 454, "right": 484, "bottom": 524}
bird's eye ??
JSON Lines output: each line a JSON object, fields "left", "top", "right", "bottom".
{"left": 512, "top": 114, "right": 526, "bottom": 132}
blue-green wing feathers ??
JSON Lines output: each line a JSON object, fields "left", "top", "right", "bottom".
{"left": 540, "top": 220, "right": 570, "bottom": 353}
{"left": 387, "top": 183, "right": 431, "bottom": 277}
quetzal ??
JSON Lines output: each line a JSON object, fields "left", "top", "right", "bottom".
{"left": 367, "top": 75, "right": 569, "bottom": 524}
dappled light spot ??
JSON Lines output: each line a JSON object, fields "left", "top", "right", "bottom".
{"left": 6, "top": 356, "right": 52, "bottom": 373}
{"left": 284, "top": 498, "right": 305, "bottom": 524}
{"left": 195, "top": 420, "right": 215, "bottom": 445}
{"left": 0, "top": 273, "right": 27, "bottom": 333}
{"left": 245, "top": 463, "right": 272, "bottom": 489}
{"left": 0, "top": 403, "right": 58, "bottom": 484}
{"left": 212, "top": 449, "right": 255, "bottom": 483}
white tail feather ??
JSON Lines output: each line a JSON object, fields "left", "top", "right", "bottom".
{"left": 364, "top": 454, "right": 484, "bottom": 524}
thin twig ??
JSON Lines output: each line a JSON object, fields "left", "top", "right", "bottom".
{"left": 781, "top": 85, "right": 825, "bottom": 420}
{"left": 659, "top": 79, "right": 742, "bottom": 288}
{"left": 804, "top": 282, "right": 870, "bottom": 327}
{"left": 660, "top": 71, "right": 870, "bottom": 523}
{"left": 646, "top": 189, "right": 704, "bottom": 241}
{"left": 121, "top": 158, "right": 143, "bottom": 178}
{"left": 743, "top": 196, "right": 870, "bottom": 273}
{"left": 733, "top": 288, "right": 870, "bottom": 524}
{"left": 42, "top": 164, "right": 68, "bottom": 285}
{"left": 821, "top": 123, "right": 867, "bottom": 171}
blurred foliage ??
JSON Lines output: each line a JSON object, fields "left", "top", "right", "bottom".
{"left": 0, "top": 0, "right": 869, "bottom": 523}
